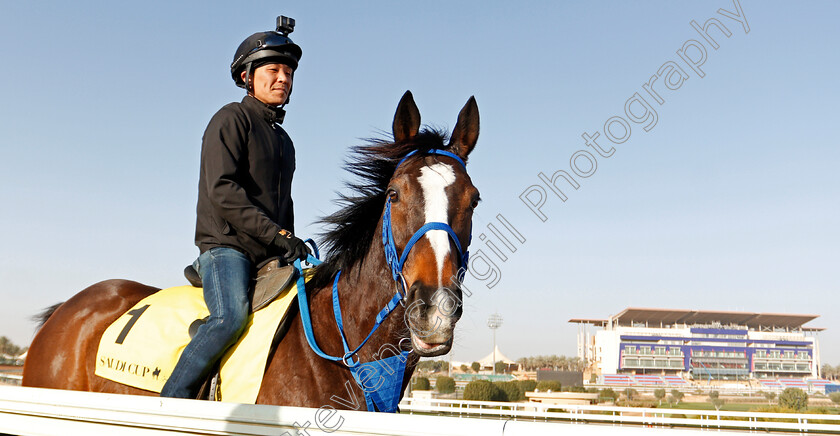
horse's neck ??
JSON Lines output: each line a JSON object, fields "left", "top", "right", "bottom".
{"left": 334, "top": 256, "right": 421, "bottom": 397}
{"left": 327, "top": 247, "right": 406, "bottom": 363}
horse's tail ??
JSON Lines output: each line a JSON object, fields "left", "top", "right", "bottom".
{"left": 32, "top": 302, "right": 64, "bottom": 330}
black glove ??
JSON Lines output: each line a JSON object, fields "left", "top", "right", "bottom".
{"left": 271, "top": 229, "right": 310, "bottom": 263}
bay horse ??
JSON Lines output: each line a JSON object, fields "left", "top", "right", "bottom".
{"left": 22, "top": 90, "right": 480, "bottom": 409}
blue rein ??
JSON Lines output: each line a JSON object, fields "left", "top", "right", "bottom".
{"left": 293, "top": 148, "right": 471, "bottom": 412}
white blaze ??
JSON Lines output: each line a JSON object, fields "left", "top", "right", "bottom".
{"left": 417, "top": 163, "right": 457, "bottom": 285}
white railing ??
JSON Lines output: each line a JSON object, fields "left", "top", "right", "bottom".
{"left": 399, "top": 396, "right": 840, "bottom": 433}
{"left": 0, "top": 385, "right": 723, "bottom": 436}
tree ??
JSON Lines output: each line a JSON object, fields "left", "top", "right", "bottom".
{"left": 417, "top": 360, "right": 450, "bottom": 373}
{"left": 654, "top": 388, "right": 666, "bottom": 405}
{"left": 494, "top": 361, "right": 506, "bottom": 374}
{"left": 623, "top": 388, "right": 637, "bottom": 401}
{"left": 820, "top": 364, "right": 832, "bottom": 379}
{"left": 778, "top": 388, "right": 808, "bottom": 411}
{"left": 416, "top": 360, "right": 435, "bottom": 372}
{"left": 436, "top": 376, "right": 455, "bottom": 394}
{"left": 707, "top": 390, "right": 722, "bottom": 410}
{"left": 822, "top": 364, "right": 839, "bottom": 380}
{"left": 517, "top": 380, "right": 537, "bottom": 393}
{"left": 0, "top": 336, "right": 24, "bottom": 357}
{"left": 412, "top": 377, "right": 430, "bottom": 390}
{"left": 463, "top": 380, "right": 503, "bottom": 401}
{"left": 460, "top": 364, "right": 468, "bottom": 373}
{"left": 599, "top": 388, "right": 618, "bottom": 403}
{"left": 536, "top": 381, "right": 562, "bottom": 392}
{"left": 829, "top": 392, "right": 840, "bottom": 405}
{"left": 471, "top": 361, "right": 481, "bottom": 373}
{"left": 763, "top": 391, "right": 777, "bottom": 405}
{"left": 515, "top": 354, "right": 587, "bottom": 371}
{"left": 495, "top": 381, "right": 523, "bottom": 402}
{"left": 670, "top": 389, "right": 685, "bottom": 404}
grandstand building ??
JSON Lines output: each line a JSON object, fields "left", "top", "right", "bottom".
{"left": 570, "top": 308, "right": 824, "bottom": 383}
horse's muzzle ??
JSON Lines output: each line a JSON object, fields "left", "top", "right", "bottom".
{"left": 404, "top": 283, "right": 462, "bottom": 356}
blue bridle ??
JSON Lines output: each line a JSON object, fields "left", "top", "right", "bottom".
{"left": 293, "top": 148, "right": 471, "bottom": 412}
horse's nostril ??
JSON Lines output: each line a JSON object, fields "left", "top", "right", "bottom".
{"left": 408, "top": 281, "right": 422, "bottom": 295}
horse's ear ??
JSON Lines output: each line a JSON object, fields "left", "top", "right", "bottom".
{"left": 393, "top": 90, "right": 421, "bottom": 143}
{"left": 449, "top": 96, "right": 479, "bottom": 160}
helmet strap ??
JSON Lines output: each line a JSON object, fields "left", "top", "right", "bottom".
{"left": 245, "top": 62, "right": 253, "bottom": 94}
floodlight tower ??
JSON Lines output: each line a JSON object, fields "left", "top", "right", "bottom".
{"left": 487, "top": 313, "right": 503, "bottom": 374}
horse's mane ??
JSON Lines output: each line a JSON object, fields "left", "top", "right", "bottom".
{"left": 309, "top": 128, "right": 449, "bottom": 289}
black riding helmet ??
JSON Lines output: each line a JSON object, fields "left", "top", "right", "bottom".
{"left": 231, "top": 16, "right": 302, "bottom": 92}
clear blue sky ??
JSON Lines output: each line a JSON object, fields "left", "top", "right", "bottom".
{"left": 2, "top": 1, "right": 838, "bottom": 366}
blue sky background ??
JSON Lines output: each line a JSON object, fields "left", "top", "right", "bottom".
{"left": 1, "top": 1, "right": 838, "bottom": 366}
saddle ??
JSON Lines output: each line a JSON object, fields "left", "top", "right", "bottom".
{"left": 184, "top": 257, "right": 295, "bottom": 312}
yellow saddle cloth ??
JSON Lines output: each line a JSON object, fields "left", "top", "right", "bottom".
{"left": 94, "top": 281, "right": 298, "bottom": 404}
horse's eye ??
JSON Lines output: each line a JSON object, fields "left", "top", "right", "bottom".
{"left": 470, "top": 195, "right": 481, "bottom": 209}
{"left": 388, "top": 188, "right": 399, "bottom": 202}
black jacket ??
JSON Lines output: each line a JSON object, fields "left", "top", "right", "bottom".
{"left": 194, "top": 95, "right": 295, "bottom": 264}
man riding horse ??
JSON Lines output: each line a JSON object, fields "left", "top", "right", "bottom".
{"left": 23, "top": 15, "right": 480, "bottom": 407}
{"left": 161, "top": 17, "right": 311, "bottom": 399}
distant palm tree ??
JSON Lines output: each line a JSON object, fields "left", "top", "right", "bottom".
{"left": 516, "top": 355, "right": 586, "bottom": 371}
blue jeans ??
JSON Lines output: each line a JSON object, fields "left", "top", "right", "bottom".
{"left": 160, "top": 247, "right": 251, "bottom": 398}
